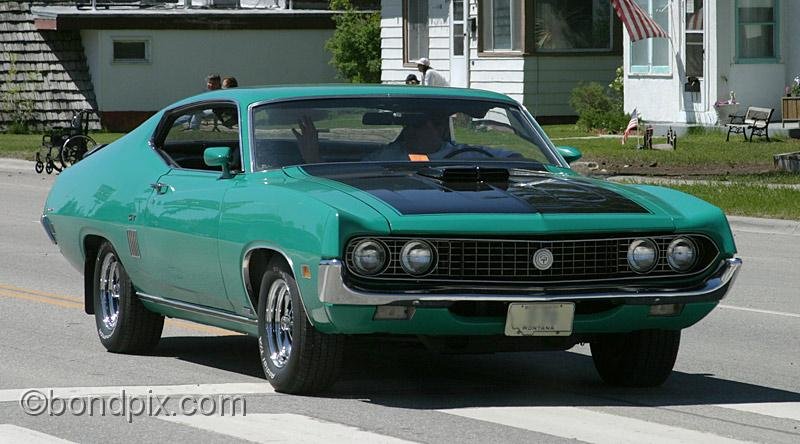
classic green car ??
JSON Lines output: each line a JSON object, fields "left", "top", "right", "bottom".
{"left": 43, "top": 85, "right": 741, "bottom": 394}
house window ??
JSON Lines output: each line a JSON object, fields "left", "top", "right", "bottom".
{"left": 534, "top": 0, "right": 613, "bottom": 52}
{"left": 685, "top": 0, "right": 704, "bottom": 78}
{"left": 481, "top": 0, "right": 524, "bottom": 52}
{"left": 629, "top": 0, "right": 670, "bottom": 74}
{"left": 404, "top": 0, "right": 429, "bottom": 63}
{"left": 112, "top": 40, "right": 149, "bottom": 63}
{"left": 736, "top": 0, "right": 778, "bottom": 61}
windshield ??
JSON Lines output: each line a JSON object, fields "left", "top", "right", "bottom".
{"left": 250, "top": 97, "right": 558, "bottom": 171}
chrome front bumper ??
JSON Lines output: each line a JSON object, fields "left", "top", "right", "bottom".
{"left": 317, "top": 258, "right": 742, "bottom": 306}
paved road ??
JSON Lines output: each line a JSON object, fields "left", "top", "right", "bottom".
{"left": 1, "top": 161, "right": 798, "bottom": 443}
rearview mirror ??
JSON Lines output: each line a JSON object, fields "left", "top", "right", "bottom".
{"left": 204, "top": 146, "right": 233, "bottom": 179}
{"left": 556, "top": 145, "right": 582, "bottom": 164}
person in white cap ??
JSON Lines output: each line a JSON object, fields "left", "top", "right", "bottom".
{"left": 413, "top": 57, "right": 449, "bottom": 87}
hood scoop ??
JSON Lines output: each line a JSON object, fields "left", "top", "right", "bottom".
{"left": 417, "top": 166, "right": 510, "bottom": 184}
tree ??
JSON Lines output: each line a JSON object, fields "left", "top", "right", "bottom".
{"left": 326, "top": 0, "right": 381, "bottom": 83}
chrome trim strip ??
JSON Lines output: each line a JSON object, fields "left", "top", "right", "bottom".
{"left": 40, "top": 214, "right": 57, "bottom": 245}
{"left": 240, "top": 245, "right": 314, "bottom": 325}
{"left": 136, "top": 292, "right": 257, "bottom": 326}
{"left": 318, "top": 258, "right": 742, "bottom": 306}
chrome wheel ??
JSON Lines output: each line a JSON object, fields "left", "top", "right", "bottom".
{"left": 98, "top": 252, "right": 121, "bottom": 332}
{"left": 265, "top": 278, "right": 293, "bottom": 368}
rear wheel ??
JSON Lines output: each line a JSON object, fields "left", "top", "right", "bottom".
{"left": 590, "top": 329, "right": 681, "bottom": 387}
{"left": 257, "top": 258, "right": 344, "bottom": 394}
{"left": 93, "top": 242, "right": 164, "bottom": 353}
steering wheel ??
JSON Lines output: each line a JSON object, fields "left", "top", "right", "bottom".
{"left": 443, "top": 147, "right": 496, "bottom": 159}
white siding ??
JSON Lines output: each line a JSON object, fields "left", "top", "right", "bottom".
{"left": 522, "top": 56, "right": 621, "bottom": 117}
{"left": 381, "top": 0, "right": 452, "bottom": 84}
{"left": 381, "top": 0, "right": 621, "bottom": 117}
{"left": 81, "top": 28, "right": 337, "bottom": 112}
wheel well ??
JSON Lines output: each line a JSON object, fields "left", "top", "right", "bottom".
{"left": 244, "top": 249, "right": 291, "bottom": 312}
{"left": 83, "top": 235, "right": 106, "bottom": 314}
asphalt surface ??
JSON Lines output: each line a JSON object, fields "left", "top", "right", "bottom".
{"left": 1, "top": 160, "right": 798, "bottom": 443}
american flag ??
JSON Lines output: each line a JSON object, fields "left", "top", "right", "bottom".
{"left": 612, "top": 0, "right": 669, "bottom": 42}
{"left": 622, "top": 109, "right": 639, "bottom": 145}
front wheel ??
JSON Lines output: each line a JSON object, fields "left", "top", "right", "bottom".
{"left": 257, "top": 259, "right": 344, "bottom": 394}
{"left": 93, "top": 242, "right": 164, "bottom": 353}
{"left": 590, "top": 329, "right": 681, "bottom": 387}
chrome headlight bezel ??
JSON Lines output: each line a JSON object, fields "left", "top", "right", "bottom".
{"left": 667, "top": 237, "right": 698, "bottom": 272}
{"left": 399, "top": 240, "right": 436, "bottom": 276}
{"left": 627, "top": 238, "right": 658, "bottom": 273}
{"left": 351, "top": 239, "right": 389, "bottom": 276}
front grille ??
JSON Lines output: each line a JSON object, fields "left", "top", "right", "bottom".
{"left": 345, "top": 235, "right": 718, "bottom": 284}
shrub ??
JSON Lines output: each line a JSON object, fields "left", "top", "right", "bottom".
{"left": 570, "top": 82, "right": 628, "bottom": 133}
{"left": 1, "top": 54, "right": 36, "bottom": 134}
{"left": 326, "top": 0, "right": 381, "bottom": 83}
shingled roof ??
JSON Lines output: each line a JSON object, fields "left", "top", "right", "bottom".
{"left": 0, "top": 1, "right": 98, "bottom": 132}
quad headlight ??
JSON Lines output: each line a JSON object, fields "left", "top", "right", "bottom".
{"left": 627, "top": 238, "right": 658, "bottom": 273}
{"left": 667, "top": 237, "right": 697, "bottom": 272}
{"left": 400, "top": 240, "right": 435, "bottom": 276}
{"left": 351, "top": 239, "right": 388, "bottom": 275}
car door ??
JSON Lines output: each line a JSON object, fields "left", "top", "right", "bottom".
{"left": 136, "top": 101, "right": 241, "bottom": 310}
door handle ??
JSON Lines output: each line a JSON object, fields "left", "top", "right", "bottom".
{"left": 150, "top": 182, "right": 169, "bottom": 195}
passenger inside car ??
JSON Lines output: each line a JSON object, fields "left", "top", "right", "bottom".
{"left": 292, "top": 112, "right": 521, "bottom": 163}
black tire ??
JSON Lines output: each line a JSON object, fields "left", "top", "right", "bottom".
{"left": 93, "top": 241, "right": 164, "bottom": 353}
{"left": 257, "top": 258, "right": 344, "bottom": 394}
{"left": 590, "top": 329, "right": 681, "bottom": 387}
{"left": 35, "top": 160, "right": 44, "bottom": 174}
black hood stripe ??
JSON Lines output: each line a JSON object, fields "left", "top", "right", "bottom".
{"left": 302, "top": 163, "right": 649, "bottom": 215}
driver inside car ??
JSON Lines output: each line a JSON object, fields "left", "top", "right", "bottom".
{"left": 292, "top": 113, "right": 521, "bottom": 163}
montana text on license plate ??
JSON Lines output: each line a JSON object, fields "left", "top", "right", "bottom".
{"left": 504, "top": 303, "right": 575, "bottom": 336}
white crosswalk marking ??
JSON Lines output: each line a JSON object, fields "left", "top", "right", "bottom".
{"left": 438, "top": 406, "right": 752, "bottom": 444}
{"left": 0, "top": 425, "right": 75, "bottom": 444}
{"left": 714, "top": 402, "right": 800, "bottom": 422}
{"left": 160, "top": 413, "right": 417, "bottom": 443}
{"left": 0, "top": 383, "right": 273, "bottom": 403}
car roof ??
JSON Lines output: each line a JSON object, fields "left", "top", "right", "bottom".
{"left": 168, "top": 84, "right": 518, "bottom": 109}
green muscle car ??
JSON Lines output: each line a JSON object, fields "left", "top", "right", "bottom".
{"left": 42, "top": 85, "right": 741, "bottom": 394}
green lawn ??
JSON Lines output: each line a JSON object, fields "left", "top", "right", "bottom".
{"left": 0, "top": 133, "right": 125, "bottom": 161}
{"left": 668, "top": 183, "right": 800, "bottom": 220}
{"left": 541, "top": 125, "right": 800, "bottom": 173}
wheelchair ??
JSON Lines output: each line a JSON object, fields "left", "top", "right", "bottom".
{"left": 35, "top": 110, "right": 98, "bottom": 174}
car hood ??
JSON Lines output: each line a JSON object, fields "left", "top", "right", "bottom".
{"left": 285, "top": 163, "right": 683, "bottom": 235}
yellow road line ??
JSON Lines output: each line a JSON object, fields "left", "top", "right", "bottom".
{"left": 0, "top": 288, "right": 83, "bottom": 309}
{"left": 0, "top": 285, "right": 242, "bottom": 336}
{"left": 0, "top": 283, "right": 83, "bottom": 303}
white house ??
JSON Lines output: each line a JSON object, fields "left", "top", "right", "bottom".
{"left": 381, "top": 0, "right": 625, "bottom": 120}
{"left": 624, "top": 0, "right": 799, "bottom": 124}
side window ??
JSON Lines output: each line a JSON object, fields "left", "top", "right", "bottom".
{"left": 160, "top": 104, "right": 240, "bottom": 171}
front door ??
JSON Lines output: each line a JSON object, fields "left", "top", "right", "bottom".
{"left": 450, "top": 0, "right": 469, "bottom": 87}
{"left": 136, "top": 101, "right": 241, "bottom": 310}
{"left": 683, "top": 0, "right": 706, "bottom": 115}
{"left": 139, "top": 169, "right": 235, "bottom": 310}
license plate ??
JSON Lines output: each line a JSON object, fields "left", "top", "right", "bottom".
{"left": 504, "top": 303, "right": 575, "bottom": 336}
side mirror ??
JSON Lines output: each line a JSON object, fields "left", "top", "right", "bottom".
{"left": 204, "top": 146, "right": 233, "bottom": 179}
{"left": 556, "top": 145, "right": 582, "bottom": 164}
